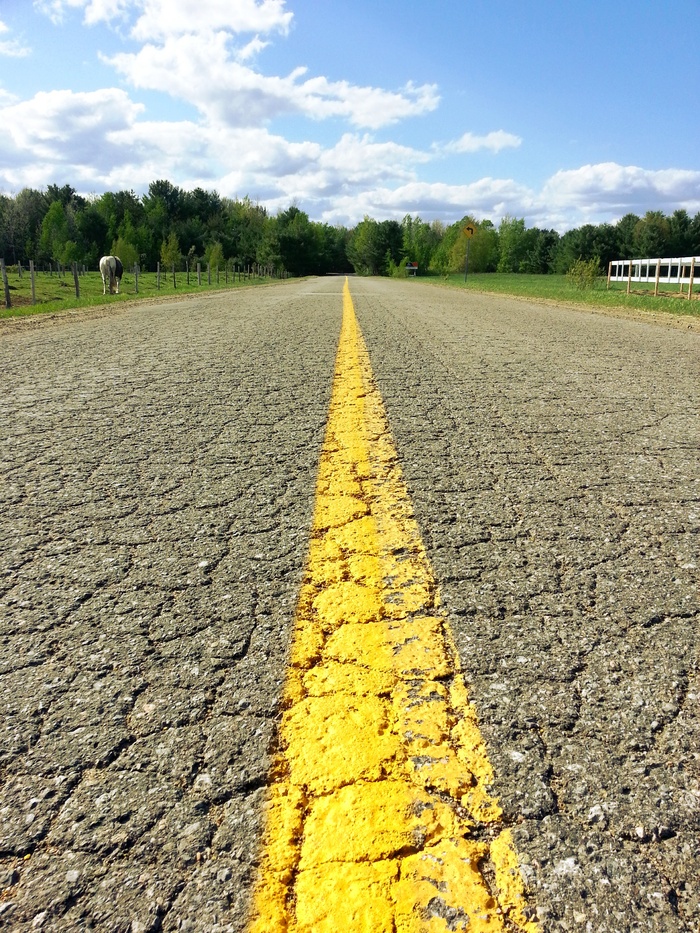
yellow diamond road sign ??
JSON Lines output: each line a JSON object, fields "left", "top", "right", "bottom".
{"left": 463, "top": 225, "right": 475, "bottom": 238}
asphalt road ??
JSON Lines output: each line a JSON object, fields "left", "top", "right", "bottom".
{"left": 1, "top": 277, "right": 698, "bottom": 931}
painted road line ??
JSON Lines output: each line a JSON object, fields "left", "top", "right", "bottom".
{"left": 247, "top": 280, "right": 537, "bottom": 933}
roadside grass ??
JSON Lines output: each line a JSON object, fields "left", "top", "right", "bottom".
{"left": 433, "top": 273, "right": 700, "bottom": 319}
{"left": 0, "top": 267, "right": 279, "bottom": 319}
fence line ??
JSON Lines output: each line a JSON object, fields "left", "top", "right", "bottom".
{"left": 1, "top": 260, "right": 290, "bottom": 309}
{"left": 608, "top": 256, "right": 699, "bottom": 298}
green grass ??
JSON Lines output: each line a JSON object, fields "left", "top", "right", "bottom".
{"left": 0, "top": 266, "right": 281, "bottom": 319}
{"left": 431, "top": 273, "right": 700, "bottom": 319}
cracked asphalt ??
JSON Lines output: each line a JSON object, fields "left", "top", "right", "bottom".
{"left": 1, "top": 276, "right": 699, "bottom": 931}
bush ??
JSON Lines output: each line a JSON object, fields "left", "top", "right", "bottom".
{"left": 387, "top": 257, "right": 408, "bottom": 278}
{"left": 566, "top": 256, "right": 602, "bottom": 289}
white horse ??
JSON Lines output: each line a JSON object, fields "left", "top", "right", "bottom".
{"left": 99, "top": 255, "right": 124, "bottom": 294}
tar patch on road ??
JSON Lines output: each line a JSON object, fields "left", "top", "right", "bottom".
{"left": 247, "top": 281, "right": 537, "bottom": 932}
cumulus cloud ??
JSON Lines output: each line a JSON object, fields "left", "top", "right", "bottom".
{"left": 33, "top": 0, "right": 127, "bottom": 26}
{"left": 129, "top": 0, "right": 292, "bottom": 41}
{"left": 0, "top": 19, "right": 30, "bottom": 56}
{"left": 15, "top": 4, "right": 700, "bottom": 229}
{"left": 205, "top": 129, "right": 430, "bottom": 206}
{"left": 34, "top": 0, "right": 290, "bottom": 32}
{"left": 441, "top": 130, "right": 522, "bottom": 154}
{"left": 1, "top": 88, "right": 144, "bottom": 171}
{"left": 105, "top": 34, "right": 439, "bottom": 129}
{"left": 542, "top": 162, "right": 700, "bottom": 217}
{"left": 321, "top": 177, "right": 536, "bottom": 226}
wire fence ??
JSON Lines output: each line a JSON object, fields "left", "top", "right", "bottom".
{"left": 1, "top": 258, "right": 289, "bottom": 309}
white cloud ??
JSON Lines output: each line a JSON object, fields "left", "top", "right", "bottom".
{"left": 442, "top": 130, "right": 522, "bottom": 154}
{"left": 2, "top": 88, "right": 144, "bottom": 168}
{"left": 129, "top": 0, "right": 292, "bottom": 41}
{"left": 321, "top": 178, "right": 536, "bottom": 226}
{"left": 105, "top": 34, "right": 440, "bottom": 130}
{"left": 309, "top": 162, "right": 700, "bottom": 229}
{"left": 35, "top": 0, "right": 292, "bottom": 34}
{"left": 236, "top": 36, "right": 271, "bottom": 61}
{"left": 33, "top": 0, "right": 108, "bottom": 25}
{"left": 199, "top": 129, "right": 430, "bottom": 206}
{"left": 9, "top": 6, "right": 700, "bottom": 230}
{"left": 0, "top": 19, "right": 31, "bottom": 56}
{"left": 542, "top": 162, "right": 700, "bottom": 219}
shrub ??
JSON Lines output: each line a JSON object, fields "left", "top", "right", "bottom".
{"left": 567, "top": 256, "right": 602, "bottom": 289}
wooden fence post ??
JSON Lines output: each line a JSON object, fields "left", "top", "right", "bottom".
{"left": 197, "top": 262, "right": 201, "bottom": 286}
{"left": 157, "top": 262, "right": 161, "bottom": 289}
{"left": 1, "top": 259, "right": 11, "bottom": 308}
{"left": 29, "top": 260, "right": 36, "bottom": 305}
{"left": 134, "top": 264, "right": 139, "bottom": 294}
{"left": 72, "top": 262, "right": 80, "bottom": 298}
{"left": 689, "top": 258, "right": 695, "bottom": 300}
{"left": 207, "top": 263, "right": 211, "bottom": 285}
{"left": 172, "top": 263, "right": 176, "bottom": 288}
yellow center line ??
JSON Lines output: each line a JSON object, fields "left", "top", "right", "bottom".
{"left": 247, "top": 280, "right": 537, "bottom": 933}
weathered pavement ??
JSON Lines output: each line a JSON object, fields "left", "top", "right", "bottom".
{"left": 1, "top": 276, "right": 699, "bottom": 931}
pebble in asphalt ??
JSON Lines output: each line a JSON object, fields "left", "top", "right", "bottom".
{"left": 0, "top": 284, "right": 340, "bottom": 931}
{"left": 0, "top": 276, "right": 698, "bottom": 931}
{"left": 354, "top": 278, "right": 700, "bottom": 932}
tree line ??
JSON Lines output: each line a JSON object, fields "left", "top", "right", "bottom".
{"left": 2, "top": 180, "right": 699, "bottom": 278}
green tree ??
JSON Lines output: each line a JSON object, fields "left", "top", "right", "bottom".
{"left": 221, "top": 196, "right": 268, "bottom": 267}
{"left": 75, "top": 202, "right": 109, "bottom": 267}
{"left": 689, "top": 213, "right": 700, "bottom": 254}
{"left": 45, "top": 184, "right": 86, "bottom": 212}
{"left": 206, "top": 240, "right": 225, "bottom": 270}
{"left": 633, "top": 211, "right": 670, "bottom": 258}
{"left": 401, "top": 215, "right": 442, "bottom": 274}
{"left": 668, "top": 209, "right": 692, "bottom": 256}
{"left": 160, "top": 231, "right": 182, "bottom": 270}
{"left": 467, "top": 219, "right": 499, "bottom": 273}
{"left": 615, "top": 213, "right": 640, "bottom": 258}
{"left": 347, "top": 217, "right": 383, "bottom": 275}
{"left": 61, "top": 240, "right": 81, "bottom": 265}
{"left": 496, "top": 216, "right": 527, "bottom": 272}
{"left": 277, "top": 205, "right": 316, "bottom": 275}
{"left": 94, "top": 190, "right": 144, "bottom": 251}
{"left": 144, "top": 180, "right": 184, "bottom": 262}
{"left": 520, "top": 227, "right": 560, "bottom": 274}
{"left": 256, "top": 215, "right": 281, "bottom": 270}
{"left": 553, "top": 224, "right": 613, "bottom": 274}
{"left": 111, "top": 236, "right": 139, "bottom": 270}
{"left": 428, "top": 219, "right": 460, "bottom": 275}
{"left": 39, "top": 200, "right": 69, "bottom": 261}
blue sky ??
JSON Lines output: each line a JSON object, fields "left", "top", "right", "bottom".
{"left": 1, "top": 0, "right": 699, "bottom": 230}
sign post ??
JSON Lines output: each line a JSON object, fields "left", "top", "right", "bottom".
{"left": 463, "top": 224, "right": 475, "bottom": 282}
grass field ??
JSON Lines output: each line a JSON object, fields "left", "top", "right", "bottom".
{"left": 434, "top": 273, "right": 700, "bottom": 319}
{"left": 0, "top": 266, "right": 277, "bottom": 319}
